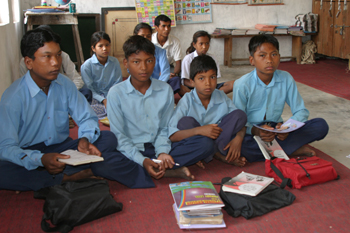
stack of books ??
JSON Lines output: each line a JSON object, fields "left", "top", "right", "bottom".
{"left": 222, "top": 171, "right": 274, "bottom": 196}
{"left": 288, "top": 26, "right": 305, "bottom": 36}
{"left": 246, "top": 28, "right": 261, "bottom": 35}
{"left": 255, "top": 24, "right": 277, "bottom": 32}
{"left": 274, "top": 25, "right": 289, "bottom": 34}
{"left": 169, "top": 181, "right": 226, "bottom": 229}
{"left": 231, "top": 28, "right": 248, "bottom": 35}
{"left": 212, "top": 28, "right": 233, "bottom": 35}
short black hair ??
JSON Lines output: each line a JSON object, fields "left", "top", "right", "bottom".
{"left": 91, "top": 31, "right": 111, "bottom": 47}
{"left": 190, "top": 55, "right": 217, "bottom": 80}
{"left": 21, "top": 27, "right": 61, "bottom": 59}
{"left": 123, "top": 35, "right": 155, "bottom": 60}
{"left": 249, "top": 34, "right": 279, "bottom": 56}
{"left": 154, "top": 14, "right": 171, "bottom": 27}
{"left": 133, "top": 23, "right": 152, "bottom": 35}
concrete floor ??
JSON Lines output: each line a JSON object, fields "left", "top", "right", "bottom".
{"left": 220, "top": 64, "right": 350, "bottom": 169}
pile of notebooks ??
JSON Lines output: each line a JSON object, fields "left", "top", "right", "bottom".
{"left": 212, "top": 28, "right": 233, "bottom": 35}
{"left": 169, "top": 181, "right": 226, "bottom": 229}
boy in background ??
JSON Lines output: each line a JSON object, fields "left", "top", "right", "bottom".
{"left": 105, "top": 36, "right": 214, "bottom": 187}
{"left": 168, "top": 55, "right": 247, "bottom": 167}
{"left": 233, "top": 34, "right": 329, "bottom": 162}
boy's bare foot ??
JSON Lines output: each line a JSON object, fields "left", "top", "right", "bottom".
{"left": 290, "top": 145, "right": 316, "bottom": 157}
{"left": 164, "top": 167, "right": 195, "bottom": 181}
{"left": 214, "top": 152, "right": 247, "bottom": 167}
{"left": 196, "top": 161, "right": 205, "bottom": 169}
{"left": 15, "top": 191, "right": 21, "bottom": 194}
{"left": 62, "top": 168, "right": 101, "bottom": 182}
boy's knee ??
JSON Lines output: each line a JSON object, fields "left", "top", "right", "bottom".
{"left": 177, "top": 116, "right": 200, "bottom": 130}
{"left": 311, "top": 118, "right": 329, "bottom": 138}
{"left": 97, "top": 131, "right": 118, "bottom": 151}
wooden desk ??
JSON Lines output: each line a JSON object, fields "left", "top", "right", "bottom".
{"left": 211, "top": 33, "right": 316, "bottom": 67}
{"left": 25, "top": 12, "right": 84, "bottom": 69}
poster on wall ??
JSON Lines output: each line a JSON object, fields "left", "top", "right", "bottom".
{"left": 174, "top": 0, "right": 212, "bottom": 25}
{"left": 135, "top": 0, "right": 176, "bottom": 27}
{"left": 248, "top": 0, "right": 282, "bottom": 4}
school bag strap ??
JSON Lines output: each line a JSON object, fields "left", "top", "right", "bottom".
{"left": 269, "top": 157, "right": 293, "bottom": 189}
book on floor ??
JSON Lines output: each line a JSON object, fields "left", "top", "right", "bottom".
{"left": 59, "top": 149, "right": 104, "bottom": 166}
{"left": 254, "top": 136, "right": 290, "bottom": 160}
{"left": 172, "top": 204, "right": 226, "bottom": 229}
{"left": 169, "top": 181, "right": 224, "bottom": 211}
{"left": 222, "top": 171, "right": 274, "bottom": 196}
{"left": 253, "top": 118, "right": 305, "bottom": 134}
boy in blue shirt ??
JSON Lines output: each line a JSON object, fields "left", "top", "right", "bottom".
{"left": 168, "top": 55, "right": 247, "bottom": 167}
{"left": 104, "top": 36, "right": 214, "bottom": 187}
{"left": 233, "top": 34, "right": 329, "bottom": 162}
{"left": 0, "top": 27, "right": 144, "bottom": 191}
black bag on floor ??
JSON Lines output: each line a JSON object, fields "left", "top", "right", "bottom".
{"left": 219, "top": 177, "right": 295, "bottom": 219}
{"left": 34, "top": 179, "right": 123, "bottom": 233}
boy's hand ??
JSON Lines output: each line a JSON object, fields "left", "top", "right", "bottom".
{"left": 78, "top": 137, "right": 102, "bottom": 157}
{"left": 41, "top": 153, "right": 69, "bottom": 174}
{"left": 224, "top": 135, "right": 243, "bottom": 163}
{"left": 198, "top": 124, "right": 223, "bottom": 139}
{"left": 253, "top": 125, "right": 275, "bottom": 142}
{"left": 143, "top": 158, "right": 164, "bottom": 179}
{"left": 102, "top": 99, "right": 107, "bottom": 108}
{"left": 158, "top": 153, "right": 175, "bottom": 170}
{"left": 275, "top": 123, "right": 289, "bottom": 141}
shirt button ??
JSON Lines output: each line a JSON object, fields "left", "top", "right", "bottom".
{"left": 47, "top": 117, "right": 50, "bottom": 119}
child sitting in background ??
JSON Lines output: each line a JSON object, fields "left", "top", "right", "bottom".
{"left": 169, "top": 55, "right": 247, "bottom": 167}
{"left": 105, "top": 36, "right": 215, "bottom": 187}
{"left": 233, "top": 34, "right": 329, "bottom": 162}
{"left": 181, "top": 30, "right": 235, "bottom": 94}
{"left": 81, "top": 31, "right": 122, "bottom": 115}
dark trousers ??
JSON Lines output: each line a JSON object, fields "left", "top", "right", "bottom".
{"left": 0, "top": 131, "right": 118, "bottom": 191}
{"left": 240, "top": 118, "right": 329, "bottom": 162}
{"left": 79, "top": 87, "right": 92, "bottom": 104}
{"left": 92, "top": 134, "right": 216, "bottom": 188}
{"left": 167, "top": 76, "right": 181, "bottom": 94}
{"left": 177, "top": 109, "right": 247, "bottom": 162}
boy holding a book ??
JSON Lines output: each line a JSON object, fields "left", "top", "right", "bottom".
{"left": 103, "top": 36, "right": 214, "bottom": 188}
{"left": 168, "top": 55, "right": 247, "bottom": 167}
{"left": 232, "top": 34, "right": 329, "bottom": 162}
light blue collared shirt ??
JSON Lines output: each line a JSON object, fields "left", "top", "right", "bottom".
{"left": 81, "top": 54, "right": 122, "bottom": 103}
{"left": 0, "top": 72, "right": 100, "bottom": 170}
{"left": 168, "top": 89, "right": 237, "bottom": 137}
{"left": 152, "top": 46, "right": 171, "bottom": 82}
{"left": 232, "top": 69, "right": 309, "bottom": 135}
{"left": 107, "top": 77, "right": 174, "bottom": 167}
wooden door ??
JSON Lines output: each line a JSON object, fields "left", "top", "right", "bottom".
{"left": 312, "top": 0, "right": 335, "bottom": 57}
{"left": 333, "top": 2, "right": 350, "bottom": 59}
{"left": 103, "top": 8, "right": 138, "bottom": 78}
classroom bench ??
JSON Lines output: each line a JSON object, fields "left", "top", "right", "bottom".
{"left": 211, "top": 33, "right": 316, "bottom": 67}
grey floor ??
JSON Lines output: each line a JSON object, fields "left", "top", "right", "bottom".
{"left": 220, "top": 64, "right": 350, "bottom": 169}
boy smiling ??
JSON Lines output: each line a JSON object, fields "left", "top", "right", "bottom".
{"left": 233, "top": 35, "right": 329, "bottom": 162}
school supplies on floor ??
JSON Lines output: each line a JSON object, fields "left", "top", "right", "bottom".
{"left": 222, "top": 171, "right": 274, "bottom": 196}
{"left": 253, "top": 118, "right": 305, "bottom": 134}
{"left": 169, "top": 181, "right": 225, "bottom": 228}
{"left": 59, "top": 149, "right": 104, "bottom": 166}
{"left": 254, "top": 136, "right": 290, "bottom": 160}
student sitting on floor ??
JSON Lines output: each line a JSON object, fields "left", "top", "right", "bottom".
{"left": 232, "top": 34, "right": 329, "bottom": 162}
{"left": 105, "top": 36, "right": 215, "bottom": 187}
{"left": 181, "top": 30, "right": 235, "bottom": 94}
{"left": 0, "top": 27, "right": 143, "bottom": 191}
{"left": 81, "top": 31, "right": 122, "bottom": 111}
{"left": 19, "top": 25, "right": 92, "bottom": 103}
{"left": 168, "top": 55, "right": 247, "bottom": 167}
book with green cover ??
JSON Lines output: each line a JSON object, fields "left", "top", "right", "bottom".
{"left": 169, "top": 181, "right": 224, "bottom": 211}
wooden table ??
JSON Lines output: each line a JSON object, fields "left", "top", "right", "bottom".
{"left": 211, "top": 33, "right": 316, "bottom": 67}
{"left": 25, "top": 12, "right": 84, "bottom": 69}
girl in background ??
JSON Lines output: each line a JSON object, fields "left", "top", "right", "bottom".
{"left": 81, "top": 31, "right": 122, "bottom": 117}
{"left": 181, "top": 30, "right": 234, "bottom": 94}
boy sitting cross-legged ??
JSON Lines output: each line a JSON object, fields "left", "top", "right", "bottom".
{"left": 168, "top": 55, "right": 247, "bottom": 167}
{"left": 105, "top": 36, "right": 215, "bottom": 187}
{"left": 233, "top": 34, "right": 329, "bottom": 162}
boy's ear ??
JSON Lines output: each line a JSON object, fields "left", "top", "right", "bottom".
{"left": 24, "top": 56, "right": 34, "bottom": 70}
{"left": 123, "top": 58, "right": 128, "bottom": 69}
{"left": 249, "top": 56, "right": 255, "bottom": 66}
{"left": 190, "top": 78, "right": 195, "bottom": 86}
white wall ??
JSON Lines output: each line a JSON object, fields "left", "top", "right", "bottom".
{"left": 0, "top": 0, "right": 312, "bottom": 98}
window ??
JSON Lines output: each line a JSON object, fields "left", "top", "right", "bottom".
{"left": 0, "top": 0, "right": 10, "bottom": 25}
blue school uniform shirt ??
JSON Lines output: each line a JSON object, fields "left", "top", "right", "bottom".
{"left": 168, "top": 89, "right": 237, "bottom": 137}
{"left": 0, "top": 72, "right": 100, "bottom": 170}
{"left": 232, "top": 69, "right": 309, "bottom": 135}
{"left": 106, "top": 77, "right": 174, "bottom": 167}
{"left": 152, "top": 46, "right": 171, "bottom": 82}
{"left": 81, "top": 54, "right": 122, "bottom": 103}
